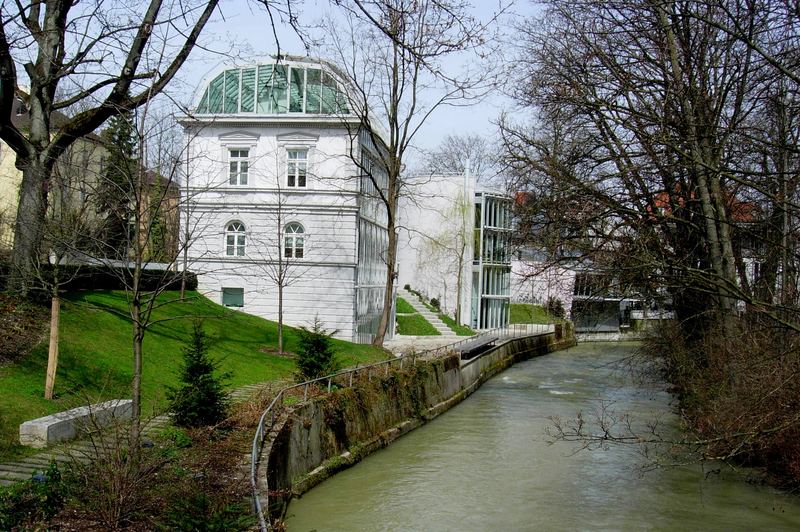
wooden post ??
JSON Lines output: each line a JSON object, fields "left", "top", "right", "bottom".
{"left": 44, "top": 295, "right": 60, "bottom": 400}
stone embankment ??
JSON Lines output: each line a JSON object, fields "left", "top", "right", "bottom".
{"left": 260, "top": 324, "right": 576, "bottom": 523}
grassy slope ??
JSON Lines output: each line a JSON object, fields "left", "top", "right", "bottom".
{"left": 510, "top": 303, "right": 557, "bottom": 324}
{"left": 0, "top": 290, "right": 388, "bottom": 461}
{"left": 396, "top": 314, "right": 441, "bottom": 336}
{"left": 439, "top": 313, "right": 474, "bottom": 336}
{"left": 395, "top": 297, "right": 416, "bottom": 314}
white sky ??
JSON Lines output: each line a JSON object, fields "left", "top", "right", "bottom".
{"left": 176, "top": 0, "right": 540, "bottom": 158}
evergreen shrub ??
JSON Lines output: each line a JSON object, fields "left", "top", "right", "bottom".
{"left": 296, "top": 317, "right": 338, "bottom": 382}
{"left": 167, "top": 321, "right": 230, "bottom": 427}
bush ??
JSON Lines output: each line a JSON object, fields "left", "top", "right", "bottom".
{"left": 0, "top": 462, "right": 66, "bottom": 529}
{"left": 296, "top": 317, "right": 338, "bottom": 381}
{"left": 430, "top": 297, "right": 440, "bottom": 310}
{"left": 168, "top": 321, "right": 230, "bottom": 428}
{"left": 545, "top": 297, "right": 566, "bottom": 319}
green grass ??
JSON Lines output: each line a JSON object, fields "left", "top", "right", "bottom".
{"left": 510, "top": 303, "right": 558, "bottom": 324}
{"left": 0, "top": 290, "right": 389, "bottom": 461}
{"left": 395, "top": 297, "right": 416, "bottom": 314}
{"left": 396, "top": 314, "right": 441, "bottom": 336}
{"left": 439, "top": 313, "right": 474, "bottom": 336}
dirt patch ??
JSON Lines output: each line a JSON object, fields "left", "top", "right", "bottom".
{"left": 260, "top": 346, "right": 296, "bottom": 358}
{"left": 0, "top": 294, "right": 48, "bottom": 365}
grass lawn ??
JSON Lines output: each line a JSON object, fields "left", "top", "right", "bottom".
{"left": 396, "top": 314, "right": 441, "bottom": 336}
{"left": 510, "top": 303, "right": 559, "bottom": 324}
{"left": 395, "top": 296, "right": 416, "bottom": 314}
{"left": 439, "top": 313, "right": 474, "bottom": 336}
{"left": 0, "top": 290, "right": 389, "bottom": 461}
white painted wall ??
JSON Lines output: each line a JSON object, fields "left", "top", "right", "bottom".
{"left": 396, "top": 173, "right": 475, "bottom": 325}
{"left": 183, "top": 119, "right": 365, "bottom": 340}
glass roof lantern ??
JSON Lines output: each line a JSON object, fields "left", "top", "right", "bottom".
{"left": 195, "top": 60, "right": 350, "bottom": 116}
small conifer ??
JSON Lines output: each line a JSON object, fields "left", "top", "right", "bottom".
{"left": 296, "top": 317, "right": 338, "bottom": 382}
{"left": 168, "top": 321, "right": 229, "bottom": 427}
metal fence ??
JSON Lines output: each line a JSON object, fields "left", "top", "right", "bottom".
{"left": 249, "top": 322, "right": 556, "bottom": 531}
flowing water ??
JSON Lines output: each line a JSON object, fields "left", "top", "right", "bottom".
{"left": 285, "top": 342, "right": 800, "bottom": 531}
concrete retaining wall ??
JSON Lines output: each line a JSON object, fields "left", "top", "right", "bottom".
{"left": 262, "top": 325, "right": 576, "bottom": 522}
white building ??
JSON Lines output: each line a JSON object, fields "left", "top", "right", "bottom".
{"left": 397, "top": 173, "right": 512, "bottom": 329}
{"left": 181, "top": 57, "right": 390, "bottom": 343}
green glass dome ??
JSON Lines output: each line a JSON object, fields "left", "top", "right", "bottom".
{"left": 195, "top": 61, "right": 350, "bottom": 115}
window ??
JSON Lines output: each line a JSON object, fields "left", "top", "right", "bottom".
{"left": 225, "top": 221, "right": 246, "bottom": 256}
{"left": 287, "top": 149, "right": 307, "bottom": 187}
{"left": 284, "top": 222, "right": 305, "bottom": 258}
{"left": 222, "top": 287, "right": 244, "bottom": 308}
{"left": 228, "top": 149, "right": 249, "bottom": 185}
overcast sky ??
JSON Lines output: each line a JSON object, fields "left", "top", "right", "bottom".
{"left": 176, "top": 1, "right": 539, "bottom": 159}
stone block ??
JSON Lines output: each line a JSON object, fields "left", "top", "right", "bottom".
{"left": 19, "top": 399, "right": 133, "bottom": 448}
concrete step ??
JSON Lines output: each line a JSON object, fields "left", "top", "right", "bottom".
{"left": 401, "top": 290, "right": 461, "bottom": 336}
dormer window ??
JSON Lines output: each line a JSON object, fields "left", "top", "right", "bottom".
{"left": 229, "top": 149, "right": 249, "bottom": 186}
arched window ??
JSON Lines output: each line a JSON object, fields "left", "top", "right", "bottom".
{"left": 284, "top": 222, "right": 304, "bottom": 258}
{"left": 225, "top": 221, "right": 246, "bottom": 256}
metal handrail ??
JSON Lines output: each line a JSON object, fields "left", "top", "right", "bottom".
{"left": 249, "top": 322, "right": 556, "bottom": 530}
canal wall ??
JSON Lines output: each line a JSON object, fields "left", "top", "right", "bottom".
{"left": 263, "top": 324, "right": 575, "bottom": 522}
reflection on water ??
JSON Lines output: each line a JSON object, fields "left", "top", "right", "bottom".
{"left": 286, "top": 343, "right": 800, "bottom": 531}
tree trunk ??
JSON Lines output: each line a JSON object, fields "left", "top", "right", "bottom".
{"left": 130, "top": 298, "right": 143, "bottom": 445}
{"left": 278, "top": 282, "right": 284, "bottom": 354}
{"left": 9, "top": 159, "right": 50, "bottom": 295}
{"left": 44, "top": 294, "right": 60, "bottom": 399}
{"left": 373, "top": 219, "right": 397, "bottom": 346}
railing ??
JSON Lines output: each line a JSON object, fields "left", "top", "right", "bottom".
{"left": 249, "top": 322, "right": 556, "bottom": 531}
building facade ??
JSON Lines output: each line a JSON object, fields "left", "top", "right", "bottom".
{"left": 396, "top": 174, "right": 511, "bottom": 330}
{"left": 181, "top": 57, "right": 390, "bottom": 343}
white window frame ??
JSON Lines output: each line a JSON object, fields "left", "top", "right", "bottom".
{"left": 228, "top": 148, "right": 250, "bottom": 186}
{"left": 284, "top": 222, "right": 305, "bottom": 259}
{"left": 225, "top": 221, "right": 246, "bottom": 257}
{"left": 286, "top": 149, "right": 308, "bottom": 188}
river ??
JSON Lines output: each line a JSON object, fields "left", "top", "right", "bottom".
{"left": 286, "top": 342, "right": 800, "bottom": 531}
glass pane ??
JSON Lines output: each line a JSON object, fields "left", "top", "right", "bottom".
{"left": 320, "top": 72, "right": 339, "bottom": 114}
{"left": 306, "top": 68, "right": 321, "bottom": 113}
{"left": 256, "top": 65, "right": 274, "bottom": 113}
{"left": 298, "top": 166, "right": 306, "bottom": 187}
{"left": 197, "top": 88, "right": 208, "bottom": 113}
{"left": 229, "top": 162, "right": 237, "bottom": 184}
{"left": 222, "top": 287, "right": 244, "bottom": 307}
{"left": 272, "top": 65, "right": 288, "bottom": 113}
{"left": 240, "top": 68, "right": 256, "bottom": 112}
{"left": 296, "top": 247, "right": 303, "bottom": 258}
{"left": 240, "top": 162, "right": 248, "bottom": 185}
{"left": 224, "top": 69, "right": 240, "bottom": 113}
{"left": 289, "top": 66, "right": 305, "bottom": 112}
{"left": 207, "top": 73, "right": 224, "bottom": 113}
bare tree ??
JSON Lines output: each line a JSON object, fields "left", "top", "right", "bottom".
{"left": 0, "top": 0, "right": 223, "bottom": 295}
{"left": 503, "top": 0, "right": 800, "bottom": 482}
{"left": 325, "top": 0, "right": 502, "bottom": 345}
{"left": 423, "top": 133, "right": 498, "bottom": 183}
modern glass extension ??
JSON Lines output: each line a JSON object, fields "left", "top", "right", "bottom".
{"left": 195, "top": 61, "right": 350, "bottom": 115}
{"left": 471, "top": 192, "right": 513, "bottom": 330}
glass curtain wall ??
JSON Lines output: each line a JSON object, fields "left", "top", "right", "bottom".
{"left": 355, "top": 140, "right": 390, "bottom": 343}
{"left": 472, "top": 193, "right": 513, "bottom": 329}
{"left": 196, "top": 63, "right": 350, "bottom": 115}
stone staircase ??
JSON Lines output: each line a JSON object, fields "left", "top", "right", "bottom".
{"left": 0, "top": 382, "right": 275, "bottom": 487}
{"left": 400, "top": 289, "right": 458, "bottom": 337}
